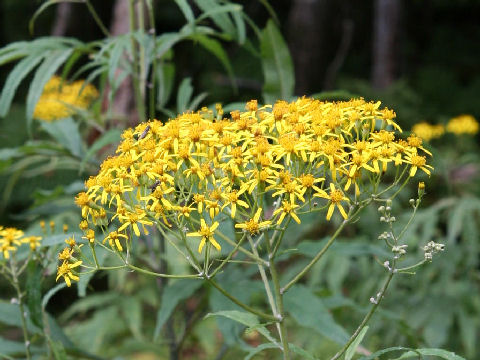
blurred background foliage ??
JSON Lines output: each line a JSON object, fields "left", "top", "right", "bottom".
{"left": 0, "top": 0, "right": 479, "bottom": 359}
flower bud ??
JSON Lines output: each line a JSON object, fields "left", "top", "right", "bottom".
{"left": 418, "top": 182, "right": 425, "bottom": 197}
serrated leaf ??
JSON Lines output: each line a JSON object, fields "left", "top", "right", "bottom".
{"left": 260, "top": 19, "right": 294, "bottom": 104}
{"left": 0, "top": 54, "right": 44, "bottom": 117}
{"left": 153, "top": 279, "right": 203, "bottom": 339}
{"left": 40, "top": 117, "right": 84, "bottom": 158}
{"left": 345, "top": 326, "right": 369, "bottom": 360}
{"left": 26, "top": 48, "right": 74, "bottom": 129}
{"left": 283, "top": 285, "right": 349, "bottom": 344}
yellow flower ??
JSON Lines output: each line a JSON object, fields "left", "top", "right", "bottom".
{"left": 33, "top": 76, "right": 98, "bottom": 122}
{"left": 404, "top": 152, "right": 433, "bottom": 177}
{"left": 235, "top": 208, "right": 271, "bottom": 235}
{"left": 272, "top": 201, "right": 301, "bottom": 225}
{"left": 411, "top": 122, "right": 444, "bottom": 141}
{"left": 103, "top": 231, "right": 128, "bottom": 251}
{"left": 221, "top": 189, "right": 250, "bottom": 218}
{"left": 314, "top": 183, "right": 350, "bottom": 220}
{"left": 446, "top": 114, "right": 479, "bottom": 135}
{"left": 187, "top": 219, "right": 220, "bottom": 253}
{"left": 56, "top": 260, "right": 82, "bottom": 287}
{"left": 21, "top": 236, "right": 42, "bottom": 251}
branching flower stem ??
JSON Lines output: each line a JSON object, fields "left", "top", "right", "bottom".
{"left": 206, "top": 278, "right": 277, "bottom": 322}
{"left": 330, "top": 269, "right": 395, "bottom": 360}
{"left": 10, "top": 259, "right": 32, "bottom": 360}
{"left": 280, "top": 218, "right": 349, "bottom": 295}
{"left": 265, "top": 231, "right": 290, "bottom": 360}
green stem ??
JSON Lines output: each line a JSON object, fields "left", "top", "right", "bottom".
{"left": 10, "top": 259, "right": 32, "bottom": 360}
{"left": 330, "top": 270, "right": 395, "bottom": 360}
{"left": 281, "top": 218, "right": 349, "bottom": 294}
{"left": 210, "top": 233, "right": 247, "bottom": 277}
{"left": 128, "top": 0, "right": 146, "bottom": 123}
{"left": 266, "top": 235, "right": 289, "bottom": 360}
{"left": 215, "top": 228, "right": 269, "bottom": 266}
{"left": 207, "top": 278, "right": 277, "bottom": 322}
{"left": 90, "top": 243, "right": 100, "bottom": 269}
{"left": 127, "top": 263, "right": 200, "bottom": 279}
{"left": 85, "top": 0, "right": 110, "bottom": 37}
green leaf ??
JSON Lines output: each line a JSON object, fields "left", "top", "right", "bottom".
{"left": 41, "top": 232, "right": 83, "bottom": 247}
{"left": 26, "top": 48, "right": 74, "bottom": 129}
{"left": 40, "top": 117, "right": 84, "bottom": 158}
{"left": 457, "top": 309, "right": 476, "bottom": 358}
{"left": 153, "top": 279, "right": 203, "bottom": 339}
{"left": 194, "top": 0, "right": 237, "bottom": 37}
{"left": 48, "top": 339, "right": 68, "bottom": 360}
{"left": 205, "top": 310, "right": 276, "bottom": 344}
{"left": 260, "top": 19, "right": 294, "bottom": 104}
{"left": 0, "top": 54, "right": 44, "bottom": 117}
{"left": 345, "top": 326, "right": 369, "bottom": 360}
{"left": 289, "top": 344, "right": 316, "bottom": 360}
{"left": 156, "top": 57, "right": 175, "bottom": 108}
{"left": 0, "top": 337, "right": 28, "bottom": 356}
{"left": 175, "top": 0, "right": 195, "bottom": 23}
{"left": 393, "top": 348, "right": 466, "bottom": 360}
{"left": 80, "top": 128, "right": 122, "bottom": 171}
{"left": 283, "top": 285, "right": 349, "bottom": 344}
{"left": 26, "top": 261, "right": 44, "bottom": 328}
{"left": 42, "top": 283, "right": 68, "bottom": 309}
{"left": 29, "top": 0, "right": 83, "bottom": 35}
{"left": 60, "top": 292, "right": 119, "bottom": 322}
{"left": 121, "top": 297, "right": 143, "bottom": 340}
{"left": 358, "top": 347, "right": 412, "bottom": 360}
{"left": 190, "top": 33, "right": 236, "bottom": 89}
{"left": 0, "top": 302, "right": 40, "bottom": 334}
{"left": 177, "top": 78, "right": 194, "bottom": 113}
{"left": 244, "top": 343, "right": 278, "bottom": 360}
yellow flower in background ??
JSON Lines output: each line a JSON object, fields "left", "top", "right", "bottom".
{"left": 446, "top": 114, "right": 479, "bottom": 135}
{"left": 33, "top": 75, "right": 99, "bottom": 122}
{"left": 411, "top": 122, "right": 444, "bottom": 141}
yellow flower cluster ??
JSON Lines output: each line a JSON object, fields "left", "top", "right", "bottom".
{"left": 33, "top": 76, "right": 99, "bottom": 122}
{"left": 56, "top": 236, "right": 83, "bottom": 287}
{"left": 446, "top": 114, "right": 479, "bottom": 135}
{"left": 411, "top": 122, "right": 445, "bottom": 142}
{"left": 67, "top": 97, "right": 431, "bottom": 274}
{"left": 0, "top": 226, "right": 42, "bottom": 259}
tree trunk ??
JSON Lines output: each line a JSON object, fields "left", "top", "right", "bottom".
{"left": 372, "top": 0, "right": 401, "bottom": 89}
{"left": 107, "top": 0, "right": 138, "bottom": 127}
{"left": 51, "top": 3, "right": 72, "bottom": 36}
{"left": 287, "top": 0, "right": 330, "bottom": 95}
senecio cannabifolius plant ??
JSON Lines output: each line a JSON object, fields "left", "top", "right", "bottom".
{"left": 57, "top": 97, "right": 441, "bottom": 359}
